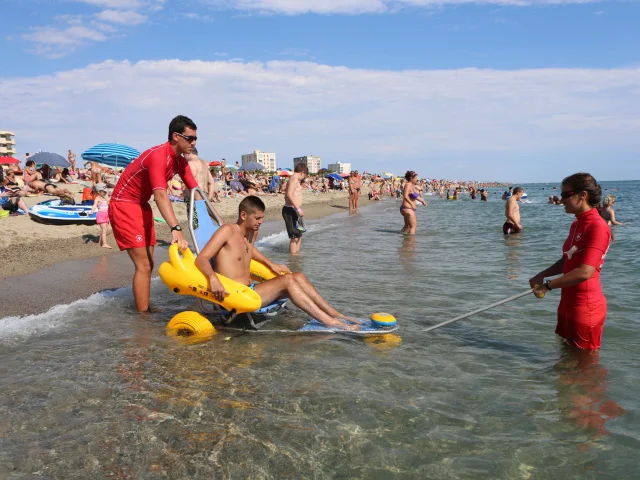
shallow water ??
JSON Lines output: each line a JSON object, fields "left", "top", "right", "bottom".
{"left": 1, "top": 181, "right": 638, "bottom": 479}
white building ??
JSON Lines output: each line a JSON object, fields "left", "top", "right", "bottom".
{"left": 0, "top": 131, "right": 16, "bottom": 157}
{"left": 327, "top": 161, "right": 351, "bottom": 174}
{"left": 241, "top": 150, "right": 277, "bottom": 172}
{"left": 293, "top": 155, "right": 321, "bottom": 174}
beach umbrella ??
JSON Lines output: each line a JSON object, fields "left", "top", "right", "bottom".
{"left": 239, "top": 162, "right": 264, "bottom": 171}
{"left": 0, "top": 156, "right": 20, "bottom": 165}
{"left": 277, "top": 170, "right": 291, "bottom": 177}
{"left": 81, "top": 143, "right": 140, "bottom": 169}
{"left": 209, "top": 161, "right": 222, "bottom": 167}
{"left": 30, "top": 152, "right": 70, "bottom": 168}
{"left": 325, "top": 173, "right": 343, "bottom": 182}
{"left": 281, "top": 167, "right": 292, "bottom": 171}
{"left": 340, "top": 173, "right": 350, "bottom": 178}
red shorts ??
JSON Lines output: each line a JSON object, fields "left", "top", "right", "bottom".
{"left": 556, "top": 298, "right": 607, "bottom": 350}
{"left": 109, "top": 202, "right": 156, "bottom": 250}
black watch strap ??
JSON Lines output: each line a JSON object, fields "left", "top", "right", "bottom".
{"left": 544, "top": 280, "right": 552, "bottom": 291}
{"left": 170, "top": 224, "right": 182, "bottom": 232}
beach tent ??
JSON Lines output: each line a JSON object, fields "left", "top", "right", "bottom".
{"left": 209, "top": 161, "right": 222, "bottom": 167}
{"left": 81, "top": 143, "right": 140, "bottom": 169}
{"left": 30, "top": 152, "right": 70, "bottom": 168}
{"left": 277, "top": 170, "right": 291, "bottom": 177}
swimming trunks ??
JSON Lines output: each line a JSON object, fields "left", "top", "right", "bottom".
{"left": 556, "top": 298, "right": 607, "bottom": 350}
{"left": 282, "top": 205, "right": 302, "bottom": 239}
{"left": 503, "top": 222, "right": 521, "bottom": 234}
{"left": 108, "top": 202, "right": 155, "bottom": 250}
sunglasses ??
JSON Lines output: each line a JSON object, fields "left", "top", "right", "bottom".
{"left": 560, "top": 190, "right": 579, "bottom": 200}
{"left": 176, "top": 132, "right": 198, "bottom": 143}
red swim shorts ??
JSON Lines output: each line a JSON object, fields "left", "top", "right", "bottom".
{"left": 109, "top": 202, "right": 156, "bottom": 250}
{"left": 556, "top": 299, "right": 607, "bottom": 350}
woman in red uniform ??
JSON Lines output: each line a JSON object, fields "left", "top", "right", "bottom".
{"left": 529, "top": 173, "right": 611, "bottom": 350}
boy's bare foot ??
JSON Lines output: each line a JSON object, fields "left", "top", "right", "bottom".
{"left": 101, "top": 244, "right": 113, "bottom": 249}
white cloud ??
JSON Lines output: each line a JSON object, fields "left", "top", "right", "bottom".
{"left": 95, "top": 9, "right": 148, "bottom": 25}
{"left": 1, "top": 60, "right": 638, "bottom": 179}
{"left": 183, "top": 12, "right": 215, "bottom": 21}
{"left": 76, "top": 0, "right": 145, "bottom": 8}
{"left": 200, "top": 0, "right": 598, "bottom": 15}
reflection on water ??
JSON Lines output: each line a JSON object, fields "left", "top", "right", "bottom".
{"left": 1, "top": 182, "right": 639, "bottom": 477}
{"left": 554, "top": 346, "right": 625, "bottom": 452}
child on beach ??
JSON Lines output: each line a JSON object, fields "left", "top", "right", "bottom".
{"left": 90, "top": 189, "right": 112, "bottom": 248}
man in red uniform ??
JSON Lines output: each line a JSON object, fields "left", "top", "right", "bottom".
{"left": 109, "top": 115, "right": 199, "bottom": 312}
{"left": 529, "top": 173, "right": 611, "bottom": 350}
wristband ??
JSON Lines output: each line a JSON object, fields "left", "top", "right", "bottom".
{"left": 544, "top": 279, "right": 552, "bottom": 291}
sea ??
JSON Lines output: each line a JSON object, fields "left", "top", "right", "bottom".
{"left": 1, "top": 181, "right": 638, "bottom": 479}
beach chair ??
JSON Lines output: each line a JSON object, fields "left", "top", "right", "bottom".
{"left": 267, "top": 175, "right": 280, "bottom": 193}
{"left": 187, "top": 188, "right": 288, "bottom": 329}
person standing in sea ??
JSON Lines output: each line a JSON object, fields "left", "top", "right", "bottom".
{"left": 109, "top": 115, "right": 199, "bottom": 312}
{"left": 282, "top": 163, "right": 308, "bottom": 254}
{"left": 400, "top": 170, "right": 427, "bottom": 235}
{"left": 503, "top": 187, "right": 524, "bottom": 234}
{"left": 529, "top": 173, "right": 611, "bottom": 350}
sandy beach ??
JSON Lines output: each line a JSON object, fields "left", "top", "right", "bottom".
{"left": 0, "top": 184, "right": 371, "bottom": 283}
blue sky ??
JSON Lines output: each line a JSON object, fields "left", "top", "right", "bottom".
{"left": 2, "top": 0, "right": 639, "bottom": 181}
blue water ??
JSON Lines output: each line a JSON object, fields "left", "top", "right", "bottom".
{"left": 1, "top": 181, "right": 638, "bottom": 478}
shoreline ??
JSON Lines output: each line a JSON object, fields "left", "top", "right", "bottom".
{"left": 0, "top": 191, "right": 373, "bottom": 318}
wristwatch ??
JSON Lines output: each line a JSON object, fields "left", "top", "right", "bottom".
{"left": 544, "top": 280, "right": 552, "bottom": 291}
{"left": 170, "top": 224, "right": 182, "bottom": 232}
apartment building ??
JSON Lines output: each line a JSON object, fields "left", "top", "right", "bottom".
{"left": 0, "top": 131, "right": 16, "bottom": 157}
{"left": 241, "top": 150, "right": 277, "bottom": 172}
{"left": 327, "top": 161, "right": 351, "bottom": 174}
{"left": 293, "top": 155, "right": 321, "bottom": 174}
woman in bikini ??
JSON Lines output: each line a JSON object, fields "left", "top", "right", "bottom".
{"left": 400, "top": 171, "right": 427, "bottom": 234}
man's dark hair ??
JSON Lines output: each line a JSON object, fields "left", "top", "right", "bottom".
{"left": 513, "top": 187, "right": 524, "bottom": 195}
{"left": 239, "top": 195, "right": 265, "bottom": 215}
{"left": 26, "top": 160, "right": 34, "bottom": 167}
{"left": 168, "top": 115, "right": 197, "bottom": 141}
{"left": 294, "top": 163, "right": 308, "bottom": 174}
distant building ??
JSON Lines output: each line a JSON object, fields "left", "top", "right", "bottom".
{"left": 327, "top": 161, "right": 351, "bottom": 174}
{"left": 293, "top": 155, "right": 321, "bottom": 174}
{"left": 241, "top": 150, "right": 277, "bottom": 172}
{"left": 0, "top": 131, "right": 16, "bottom": 158}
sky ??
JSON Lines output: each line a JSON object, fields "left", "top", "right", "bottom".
{"left": 2, "top": 0, "right": 639, "bottom": 182}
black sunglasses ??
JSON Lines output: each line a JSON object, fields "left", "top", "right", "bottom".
{"left": 176, "top": 132, "right": 198, "bottom": 143}
{"left": 560, "top": 190, "right": 578, "bottom": 200}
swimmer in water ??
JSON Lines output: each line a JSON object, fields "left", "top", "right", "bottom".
{"left": 400, "top": 171, "right": 427, "bottom": 234}
{"left": 503, "top": 186, "right": 524, "bottom": 234}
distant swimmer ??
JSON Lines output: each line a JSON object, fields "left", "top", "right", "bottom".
{"left": 503, "top": 186, "right": 524, "bottom": 234}
{"left": 601, "top": 195, "right": 623, "bottom": 226}
{"left": 400, "top": 170, "right": 427, "bottom": 235}
{"left": 480, "top": 189, "right": 488, "bottom": 201}
{"left": 529, "top": 173, "right": 611, "bottom": 350}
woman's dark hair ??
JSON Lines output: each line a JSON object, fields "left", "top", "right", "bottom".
{"left": 168, "top": 115, "right": 197, "bottom": 141}
{"left": 404, "top": 171, "right": 418, "bottom": 181}
{"left": 561, "top": 172, "right": 601, "bottom": 207}
{"left": 62, "top": 168, "right": 69, "bottom": 176}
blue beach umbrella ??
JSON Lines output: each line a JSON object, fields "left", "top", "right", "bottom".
{"left": 239, "top": 162, "right": 265, "bottom": 171}
{"left": 81, "top": 143, "right": 140, "bottom": 169}
{"left": 325, "top": 173, "right": 343, "bottom": 182}
{"left": 30, "top": 152, "right": 70, "bottom": 168}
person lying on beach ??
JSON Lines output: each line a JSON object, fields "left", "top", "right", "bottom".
{"left": 195, "top": 195, "right": 361, "bottom": 331}
{"left": 29, "top": 180, "right": 75, "bottom": 202}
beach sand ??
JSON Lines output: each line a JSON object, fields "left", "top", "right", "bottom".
{"left": 1, "top": 185, "right": 372, "bottom": 303}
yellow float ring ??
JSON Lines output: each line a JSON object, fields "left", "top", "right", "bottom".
{"left": 364, "top": 334, "right": 402, "bottom": 351}
{"left": 167, "top": 311, "right": 216, "bottom": 344}
{"left": 370, "top": 312, "right": 397, "bottom": 327}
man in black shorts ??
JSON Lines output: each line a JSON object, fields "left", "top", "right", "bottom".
{"left": 282, "top": 163, "right": 308, "bottom": 254}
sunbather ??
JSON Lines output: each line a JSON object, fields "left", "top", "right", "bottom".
{"left": 194, "top": 195, "right": 361, "bottom": 330}
{"left": 29, "top": 180, "right": 75, "bottom": 202}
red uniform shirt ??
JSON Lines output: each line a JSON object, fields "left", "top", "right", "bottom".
{"left": 561, "top": 208, "right": 611, "bottom": 305}
{"left": 111, "top": 142, "right": 198, "bottom": 204}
